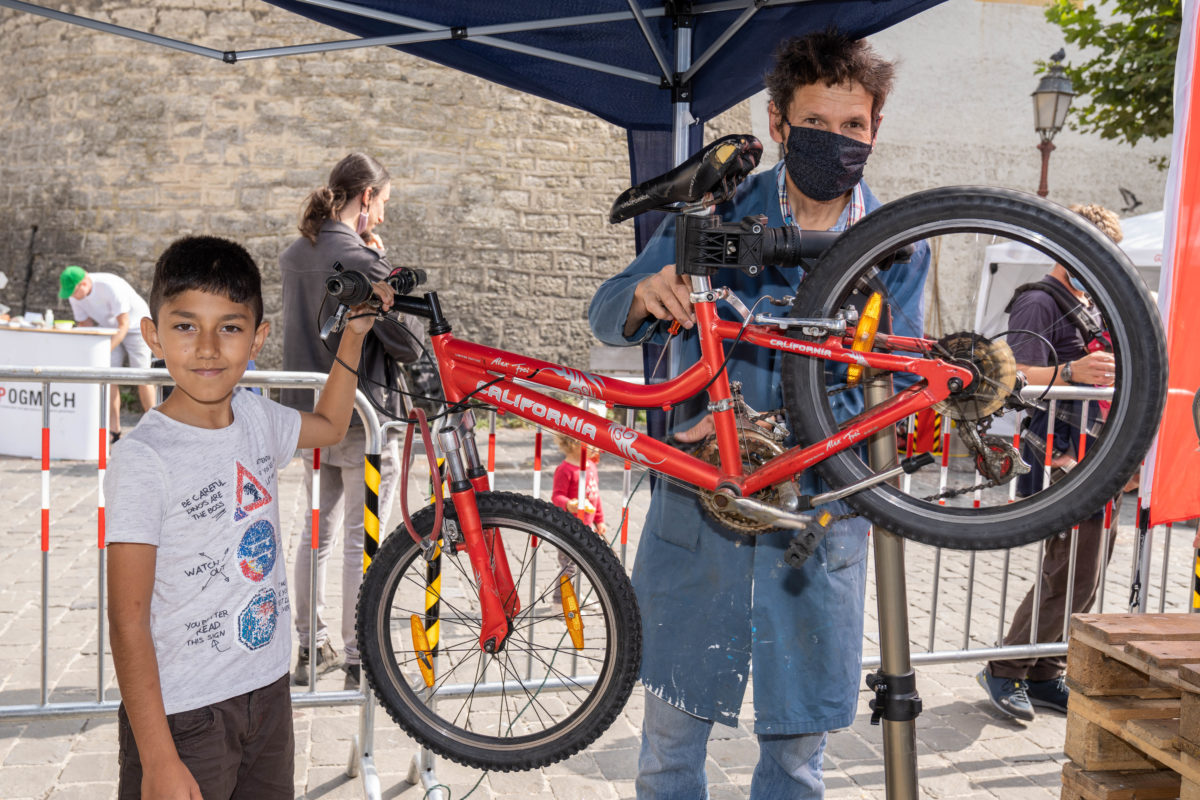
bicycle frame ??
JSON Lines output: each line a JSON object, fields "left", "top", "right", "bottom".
{"left": 400, "top": 284, "right": 972, "bottom": 653}
{"left": 430, "top": 295, "right": 971, "bottom": 498}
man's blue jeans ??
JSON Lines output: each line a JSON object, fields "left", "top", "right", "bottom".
{"left": 636, "top": 692, "right": 827, "bottom": 799}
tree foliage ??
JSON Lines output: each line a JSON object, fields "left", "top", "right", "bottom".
{"left": 1043, "top": 0, "right": 1181, "bottom": 148}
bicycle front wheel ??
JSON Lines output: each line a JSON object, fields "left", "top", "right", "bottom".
{"left": 781, "top": 187, "right": 1166, "bottom": 550}
{"left": 357, "top": 491, "right": 641, "bottom": 772}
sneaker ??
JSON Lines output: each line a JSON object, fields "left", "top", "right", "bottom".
{"left": 1027, "top": 675, "right": 1070, "bottom": 713}
{"left": 976, "top": 668, "right": 1035, "bottom": 722}
{"left": 291, "top": 641, "right": 343, "bottom": 686}
{"left": 344, "top": 663, "right": 361, "bottom": 691}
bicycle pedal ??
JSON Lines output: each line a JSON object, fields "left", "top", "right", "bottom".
{"left": 783, "top": 513, "right": 832, "bottom": 570}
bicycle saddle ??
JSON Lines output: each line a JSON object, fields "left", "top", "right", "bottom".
{"left": 609, "top": 134, "right": 763, "bottom": 224}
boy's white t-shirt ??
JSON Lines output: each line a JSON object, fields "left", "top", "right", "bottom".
{"left": 105, "top": 390, "right": 301, "bottom": 714}
{"left": 68, "top": 272, "right": 151, "bottom": 329}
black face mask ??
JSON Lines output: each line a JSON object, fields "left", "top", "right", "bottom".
{"left": 783, "top": 125, "right": 872, "bottom": 202}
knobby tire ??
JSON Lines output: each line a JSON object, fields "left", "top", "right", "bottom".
{"left": 357, "top": 491, "right": 641, "bottom": 771}
{"left": 782, "top": 187, "right": 1166, "bottom": 550}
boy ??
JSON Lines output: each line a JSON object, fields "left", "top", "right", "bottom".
{"left": 105, "top": 235, "right": 393, "bottom": 799}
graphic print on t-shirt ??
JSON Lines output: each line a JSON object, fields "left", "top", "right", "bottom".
{"left": 238, "top": 586, "right": 278, "bottom": 651}
{"left": 179, "top": 479, "right": 227, "bottom": 522}
{"left": 233, "top": 461, "right": 272, "bottom": 521}
{"left": 183, "top": 548, "right": 232, "bottom": 591}
{"left": 237, "top": 519, "right": 277, "bottom": 582}
{"left": 183, "top": 609, "right": 231, "bottom": 652}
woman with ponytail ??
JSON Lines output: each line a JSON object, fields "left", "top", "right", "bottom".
{"left": 279, "top": 153, "right": 424, "bottom": 690}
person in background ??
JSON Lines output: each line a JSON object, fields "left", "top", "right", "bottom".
{"left": 280, "top": 152, "right": 424, "bottom": 690}
{"left": 550, "top": 433, "right": 608, "bottom": 601}
{"left": 976, "top": 204, "right": 1125, "bottom": 721}
{"left": 589, "top": 30, "right": 930, "bottom": 798}
{"left": 59, "top": 265, "right": 155, "bottom": 442}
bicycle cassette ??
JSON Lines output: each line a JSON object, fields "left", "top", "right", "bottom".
{"left": 693, "top": 424, "right": 788, "bottom": 535}
{"left": 932, "top": 332, "right": 1018, "bottom": 421}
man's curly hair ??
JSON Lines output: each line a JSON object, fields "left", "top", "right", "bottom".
{"left": 764, "top": 30, "right": 895, "bottom": 132}
{"left": 1069, "top": 204, "right": 1123, "bottom": 244}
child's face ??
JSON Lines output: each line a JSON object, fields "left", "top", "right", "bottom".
{"left": 563, "top": 441, "right": 600, "bottom": 462}
{"left": 142, "top": 289, "right": 268, "bottom": 424}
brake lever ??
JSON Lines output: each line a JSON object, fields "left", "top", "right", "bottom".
{"left": 319, "top": 304, "right": 349, "bottom": 341}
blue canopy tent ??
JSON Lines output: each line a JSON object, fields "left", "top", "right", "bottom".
{"left": 260, "top": 0, "right": 945, "bottom": 249}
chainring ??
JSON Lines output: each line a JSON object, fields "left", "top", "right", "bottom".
{"left": 931, "top": 332, "right": 1018, "bottom": 421}
{"left": 694, "top": 423, "right": 787, "bottom": 535}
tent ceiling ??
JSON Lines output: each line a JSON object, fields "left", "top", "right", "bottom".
{"left": 2, "top": 0, "right": 944, "bottom": 131}
{"left": 263, "top": 0, "right": 946, "bottom": 131}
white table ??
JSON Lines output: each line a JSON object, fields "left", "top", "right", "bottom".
{"left": 0, "top": 325, "right": 117, "bottom": 460}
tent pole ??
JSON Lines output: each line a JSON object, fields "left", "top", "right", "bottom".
{"left": 0, "top": 0, "right": 227, "bottom": 60}
{"left": 672, "top": 26, "right": 694, "bottom": 166}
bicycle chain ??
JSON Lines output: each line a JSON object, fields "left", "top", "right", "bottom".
{"left": 636, "top": 455, "right": 1002, "bottom": 526}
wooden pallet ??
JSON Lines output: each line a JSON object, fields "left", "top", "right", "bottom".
{"left": 1062, "top": 614, "right": 1200, "bottom": 800}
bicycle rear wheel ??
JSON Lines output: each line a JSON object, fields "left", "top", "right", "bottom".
{"left": 357, "top": 491, "right": 641, "bottom": 771}
{"left": 781, "top": 186, "right": 1166, "bottom": 550}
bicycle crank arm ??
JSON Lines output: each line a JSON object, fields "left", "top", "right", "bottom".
{"left": 808, "top": 453, "right": 935, "bottom": 508}
{"left": 714, "top": 493, "right": 826, "bottom": 532}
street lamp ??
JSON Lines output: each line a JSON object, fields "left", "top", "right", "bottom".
{"left": 1032, "top": 48, "right": 1076, "bottom": 198}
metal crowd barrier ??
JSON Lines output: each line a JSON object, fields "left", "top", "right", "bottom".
{"left": 0, "top": 366, "right": 1192, "bottom": 798}
{"left": 0, "top": 365, "right": 387, "bottom": 798}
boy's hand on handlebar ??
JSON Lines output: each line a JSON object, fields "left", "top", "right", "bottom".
{"left": 345, "top": 280, "right": 394, "bottom": 335}
{"left": 626, "top": 264, "right": 694, "bottom": 337}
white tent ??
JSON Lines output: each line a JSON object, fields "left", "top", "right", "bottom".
{"left": 973, "top": 209, "right": 1164, "bottom": 338}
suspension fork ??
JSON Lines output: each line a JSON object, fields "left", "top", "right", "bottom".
{"left": 457, "top": 412, "right": 519, "bottom": 617}
{"left": 438, "top": 413, "right": 513, "bottom": 653}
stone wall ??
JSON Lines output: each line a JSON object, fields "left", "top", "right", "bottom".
{"left": 0, "top": 1, "right": 1172, "bottom": 372}
{"left": 0, "top": 1, "right": 752, "bottom": 370}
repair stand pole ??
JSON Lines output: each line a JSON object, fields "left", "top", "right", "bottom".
{"left": 865, "top": 377, "right": 920, "bottom": 799}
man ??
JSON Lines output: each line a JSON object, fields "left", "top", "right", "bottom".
{"left": 589, "top": 31, "right": 929, "bottom": 797}
{"left": 60, "top": 265, "right": 155, "bottom": 441}
{"left": 977, "top": 205, "right": 1123, "bottom": 722}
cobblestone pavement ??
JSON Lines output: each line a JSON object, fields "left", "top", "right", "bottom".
{"left": 0, "top": 422, "right": 1194, "bottom": 799}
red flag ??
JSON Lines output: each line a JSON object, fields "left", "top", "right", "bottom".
{"left": 1145, "top": 1, "right": 1200, "bottom": 527}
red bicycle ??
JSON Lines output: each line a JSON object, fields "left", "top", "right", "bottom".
{"left": 336, "top": 134, "right": 1166, "bottom": 771}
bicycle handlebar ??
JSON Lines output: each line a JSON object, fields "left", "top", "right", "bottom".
{"left": 325, "top": 265, "right": 428, "bottom": 306}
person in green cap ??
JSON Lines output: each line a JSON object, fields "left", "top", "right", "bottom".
{"left": 59, "top": 265, "right": 155, "bottom": 442}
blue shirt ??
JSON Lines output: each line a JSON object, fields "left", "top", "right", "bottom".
{"left": 588, "top": 168, "right": 930, "bottom": 733}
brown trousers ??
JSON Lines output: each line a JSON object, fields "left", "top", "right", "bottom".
{"left": 117, "top": 672, "right": 293, "bottom": 800}
{"left": 988, "top": 492, "right": 1121, "bottom": 681}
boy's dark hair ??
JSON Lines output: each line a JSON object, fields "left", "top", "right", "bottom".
{"left": 765, "top": 30, "right": 895, "bottom": 132}
{"left": 150, "top": 236, "right": 264, "bottom": 324}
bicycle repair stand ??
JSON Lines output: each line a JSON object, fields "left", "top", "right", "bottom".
{"left": 864, "top": 377, "right": 922, "bottom": 799}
